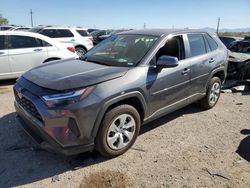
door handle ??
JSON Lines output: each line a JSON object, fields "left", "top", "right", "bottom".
{"left": 182, "top": 68, "right": 190, "bottom": 75}
{"left": 34, "top": 48, "right": 42, "bottom": 52}
{"left": 70, "top": 39, "right": 75, "bottom": 42}
{"left": 209, "top": 58, "right": 215, "bottom": 63}
{"left": 0, "top": 52, "right": 4, "bottom": 55}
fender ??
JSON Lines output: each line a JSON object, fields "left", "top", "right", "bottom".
{"left": 91, "top": 91, "right": 147, "bottom": 138}
{"left": 205, "top": 65, "right": 226, "bottom": 90}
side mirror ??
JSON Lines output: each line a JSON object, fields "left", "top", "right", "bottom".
{"left": 157, "top": 55, "right": 179, "bottom": 68}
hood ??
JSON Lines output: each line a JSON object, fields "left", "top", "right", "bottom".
{"left": 229, "top": 52, "right": 250, "bottom": 62}
{"left": 22, "top": 59, "right": 129, "bottom": 91}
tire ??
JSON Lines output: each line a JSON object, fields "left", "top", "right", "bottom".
{"left": 96, "top": 104, "right": 141, "bottom": 158}
{"left": 200, "top": 77, "right": 222, "bottom": 109}
{"left": 75, "top": 47, "right": 86, "bottom": 58}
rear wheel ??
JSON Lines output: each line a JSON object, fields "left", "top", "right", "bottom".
{"left": 200, "top": 77, "right": 221, "bottom": 109}
{"left": 96, "top": 105, "right": 141, "bottom": 157}
{"left": 75, "top": 47, "right": 86, "bottom": 58}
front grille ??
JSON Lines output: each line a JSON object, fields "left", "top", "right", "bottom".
{"left": 14, "top": 90, "right": 43, "bottom": 122}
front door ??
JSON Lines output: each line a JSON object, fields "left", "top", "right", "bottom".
{"left": 147, "top": 35, "right": 191, "bottom": 117}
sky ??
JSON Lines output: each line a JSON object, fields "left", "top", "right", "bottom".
{"left": 0, "top": 0, "right": 249, "bottom": 29}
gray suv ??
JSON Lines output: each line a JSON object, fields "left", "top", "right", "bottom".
{"left": 14, "top": 29, "right": 228, "bottom": 157}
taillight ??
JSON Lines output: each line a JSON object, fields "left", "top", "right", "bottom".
{"left": 67, "top": 47, "right": 76, "bottom": 53}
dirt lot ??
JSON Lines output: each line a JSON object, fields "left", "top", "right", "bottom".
{"left": 0, "top": 80, "right": 249, "bottom": 188}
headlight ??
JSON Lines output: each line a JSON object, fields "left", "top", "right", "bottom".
{"left": 42, "top": 86, "right": 94, "bottom": 107}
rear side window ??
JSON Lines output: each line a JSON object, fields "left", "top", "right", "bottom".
{"left": 8, "top": 35, "right": 44, "bottom": 49}
{"left": 56, "top": 29, "right": 74, "bottom": 37}
{"left": 187, "top": 34, "right": 206, "bottom": 57}
{"left": 205, "top": 34, "right": 218, "bottom": 51}
{"left": 76, "top": 30, "right": 90, "bottom": 36}
{"left": 0, "top": 35, "right": 5, "bottom": 50}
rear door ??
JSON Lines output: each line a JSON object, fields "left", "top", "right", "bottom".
{"left": 0, "top": 35, "right": 12, "bottom": 79}
{"left": 186, "top": 33, "right": 215, "bottom": 95}
{"left": 8, "top": 35, "right": 48, "bottom": 77}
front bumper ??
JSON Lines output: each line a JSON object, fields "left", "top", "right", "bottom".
{"left": 13, "top": 78, "right": 102, "bottom": 155}
{"left": 15, "top": 101, "right": 95, "bottom": 155}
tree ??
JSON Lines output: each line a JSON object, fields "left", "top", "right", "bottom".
{"left": 0, "top": 14, "right": 9, "bottom": 25}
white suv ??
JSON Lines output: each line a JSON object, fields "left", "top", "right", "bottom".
{"left": 0, "top": 31, "right": 78, "bottom": 80}
{"left": 30, "top": 26, "right": 94, "bottom": 58}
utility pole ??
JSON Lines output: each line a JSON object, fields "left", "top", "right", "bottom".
{"left": 30, "top": 9, "right": 33, "bottom": 27}
{"left": 143, "top": 23, "right": 146, "bottom": 29}
{"left": 216, "top": 17, "right": 220, "bottom": 34}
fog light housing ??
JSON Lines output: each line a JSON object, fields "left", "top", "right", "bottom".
{"left": 68, "top": 118, "right": 80, "bottom": 138}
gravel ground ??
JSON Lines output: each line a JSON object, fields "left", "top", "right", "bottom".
{"left": 0, "top": 80, "right": 249, "bottom": 188}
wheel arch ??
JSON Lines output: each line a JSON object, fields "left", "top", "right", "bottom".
{"left": 43, "top": 57, "right": 61, "bottom": 63}
{"left": 91, "top": 91, "right": 147, "bottom": 138}
{"left": 75, "top": 45, "right": 87, "bottom": 52}
{"left": 206, "top": 67, "right": 226, "bottom": 90}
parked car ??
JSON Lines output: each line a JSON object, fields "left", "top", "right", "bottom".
{"left": 88, "top": 28, "right": 99, "bottom": 33}
{"left": 11, "top": 27, "right": 31, "bottom": 31}
{"left": 90, "top": 30, "right": 113, "bottom": 45}
{"left": 0, "top": 31, "right": 78, "bottom": 80}
{"left": 219, "top": 36, "right": 243, "bottom": 48}
{"left": 14, "top": 29, "right": 228, "bottom": 157}
{"left": 95, "top": 30, "right": 129, "bottom": 43}
{"left": 227, "top": 40, "right": 250, "bottom": 79}
{"left": 0, "top": 25, "right": 16, "bottom": 31}
{"left": 30, "top": 26, "right": 94, "bottom": 58}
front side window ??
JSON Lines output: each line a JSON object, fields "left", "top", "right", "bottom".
{"left": 84, "top": 34, "right": 159, "bottom": 67}
{"left": 8, "top": 35, "right": 44, "bottom": 49}
{"left": 0, "top": 35, "right": 5, "bottom": 50}
{"left": 156, "top": 36, "right": 185, "bottom": 61}
{"left": 187, "top": 34, "right": 206, "bottom": 57}
{"left": 40, "top": 29, "right": 57, "bottom": 38}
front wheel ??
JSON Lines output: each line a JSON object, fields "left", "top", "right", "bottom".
{"left": 200, "top": 77, "right": 222, "bottom": 109}
{"left": 96, "top": 105, "right": 141, "bottom": 158}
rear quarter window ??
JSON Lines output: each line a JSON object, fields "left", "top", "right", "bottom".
{"left": 205, "top": 34, "right": 218, "bottom": 51}
{"left": 187, "top": 34, "right": 207, "bottom": 57}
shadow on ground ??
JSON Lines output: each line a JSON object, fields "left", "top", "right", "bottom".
{"left": 0, "top": 103, "right": 203, "bottom": 187}
{"left": 236, "top": 129, "right": 250, "bottom": 162}
{"left": 0, "top": 79, "right": 16, "bottom": 87}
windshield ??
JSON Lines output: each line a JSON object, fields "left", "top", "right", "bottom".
{"left": 84, "top": 34, "right": 158, "bottom": 67}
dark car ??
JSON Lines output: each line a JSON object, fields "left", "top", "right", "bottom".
{"left": 227, "top": 40, "right": 250, "bottom": 79}
{"left": 90, "top": 30, "right": 113, "bottom": 45}
{"left": 219, "top": 36, "right": 243, "bottom": 48}
{"left": 14, "top": 29, "right": 228, "bottom": 157}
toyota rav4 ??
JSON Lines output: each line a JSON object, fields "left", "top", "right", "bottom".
{"left": 14, "top": 29, "right": 228, "bottom": 157}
